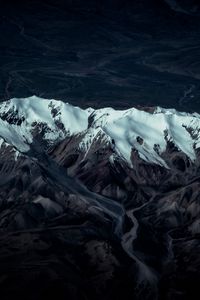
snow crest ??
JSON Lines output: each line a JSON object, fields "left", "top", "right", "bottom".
{"left": 0, "top": 96, "right": 200, "bottom": 168}
{"left": 0, "top": 96, "right": 90, "bottom": 152}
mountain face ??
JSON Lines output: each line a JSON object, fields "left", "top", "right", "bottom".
{"left": 0, "top": 96, "right": 200, "bottom": 300}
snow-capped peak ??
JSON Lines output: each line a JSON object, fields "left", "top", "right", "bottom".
{"left": 0, "top": 96, "right": 200, "bottom": 168}
{"left": 0, "top": 96, "right": 90, "bottom": 152}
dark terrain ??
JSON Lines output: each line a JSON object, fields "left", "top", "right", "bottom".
{"left": 1, "top": 0, "right": 200, "bottom": 111}
{"left": 0, "top": 1, "right": 200, "bottom": 300}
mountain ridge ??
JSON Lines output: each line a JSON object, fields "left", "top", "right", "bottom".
{"left": 0, "top": 95, "right": 200, "bottom": 169}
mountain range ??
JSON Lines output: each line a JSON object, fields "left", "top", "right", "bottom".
{"left": 0, "top": 96, "right": 199, "bottom": 299}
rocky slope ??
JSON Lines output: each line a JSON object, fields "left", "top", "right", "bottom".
{"left": 0, "top": 96, "right": 199, "bottom": 300}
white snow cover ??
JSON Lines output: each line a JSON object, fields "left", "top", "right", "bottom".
{"left": 81, "top": 106, "right": 200, "bottom": 167}
{"left": 0, "top": 96, "right": 200, "bottom": 168}
{"left": 0, "top": 96, "right": 90, "bottom": 152}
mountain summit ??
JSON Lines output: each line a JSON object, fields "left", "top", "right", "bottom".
{"left": 0, "top": 96, "right": 199, "bottom": 300}
{"left": 0, "top": 96, "right": 200, "bottom": 168}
